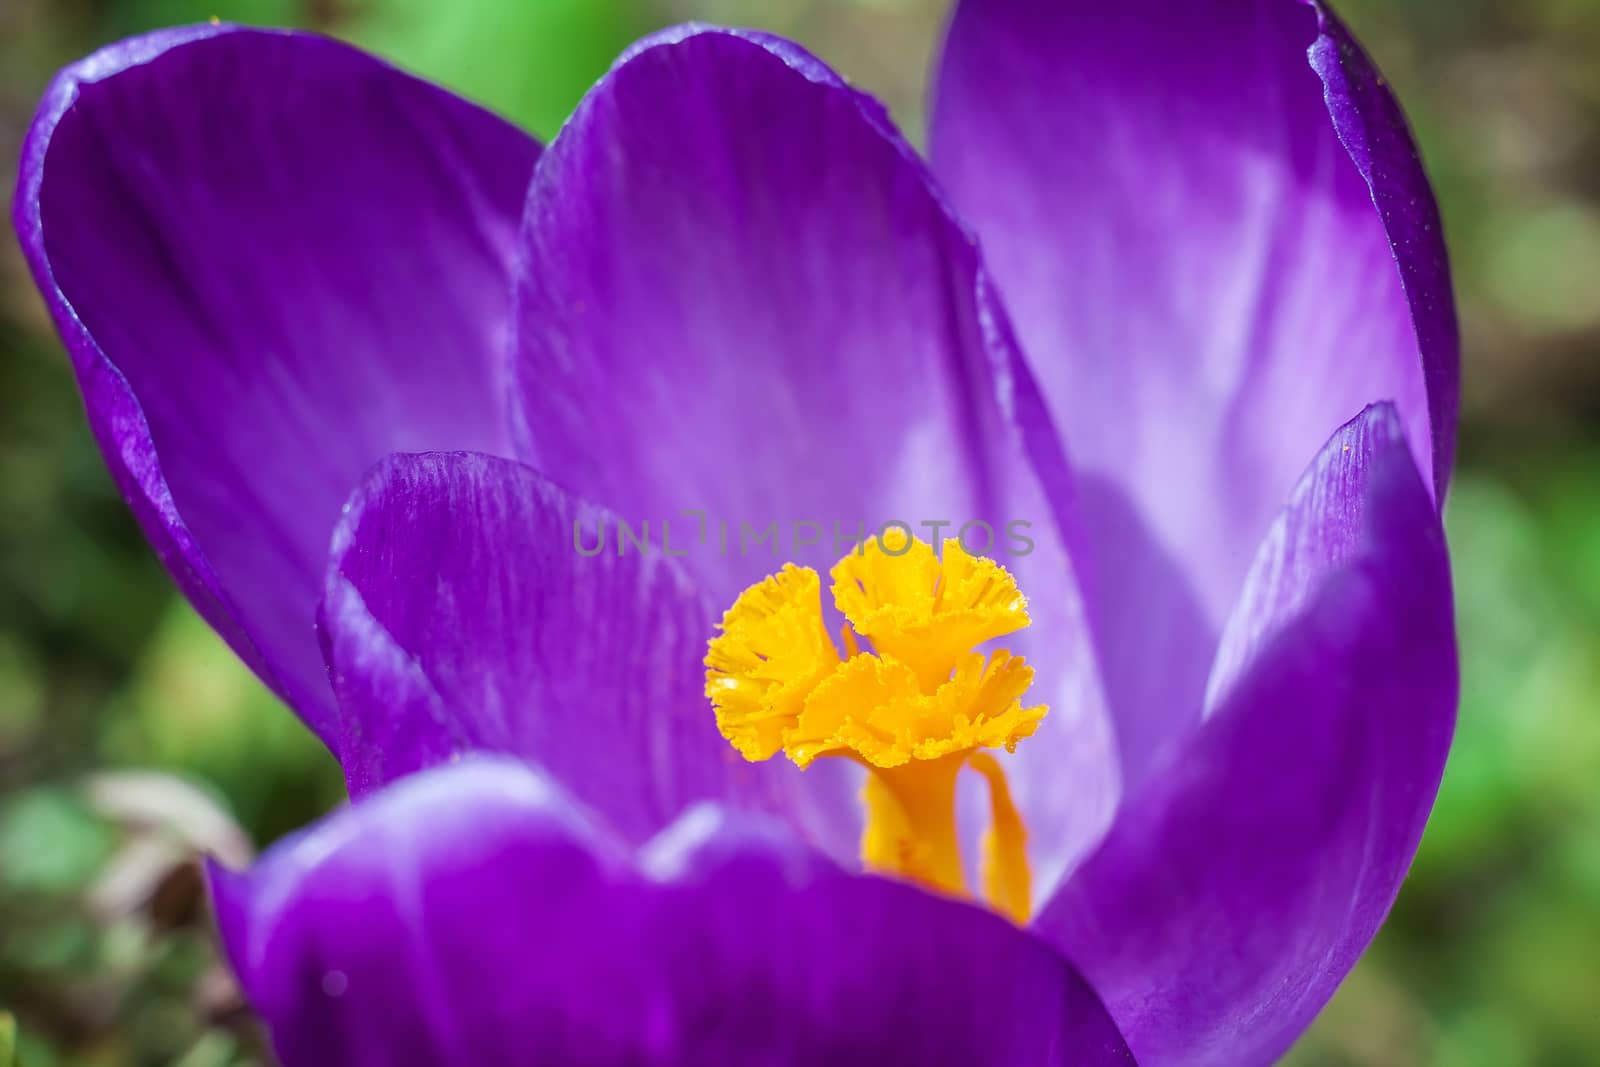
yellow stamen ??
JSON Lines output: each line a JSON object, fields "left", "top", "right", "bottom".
{"left": 703, "top": 564, "right": 840, "bottom": 761}
{"left": 859, "top": 753, "right": 967, "bottom": 899}
{"left": 840, "top": 623, "right": 860, "bottom": 658}
{"left": 968, "top": 751, "right": 1031, "bottom": 924}
{"left": 704, "top": 533, "right": 1045, "bottom": 921}
{"left": 831, "top": 527, "right": 1030, "bottom": 690}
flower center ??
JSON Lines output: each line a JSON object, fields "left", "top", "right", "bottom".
{"left": 704, "top": 529, "right": 1044, "bottom": 922}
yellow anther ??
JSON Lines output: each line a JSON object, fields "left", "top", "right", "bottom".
{"left": 840, "top": 623, "right": 861, "bottom": 658}
{"left": 704, "top": 533, "right": 1045, "bottom": 921}
{"left": 787, "top": 650, "right": 1044, "bottom": 770}
{"left": 703, "top": 564, "right": 840, "bottom": 761}
{"left": 831, "top": 527, "right": 1030, "bottom": 690}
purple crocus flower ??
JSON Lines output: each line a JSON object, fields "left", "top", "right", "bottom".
{"left": 14, "top": 0, "right": 1457, "bottom": 1063}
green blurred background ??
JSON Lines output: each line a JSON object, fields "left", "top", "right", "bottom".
{"left": 0, "top": 0, "right": 1595, "bottom": 1064}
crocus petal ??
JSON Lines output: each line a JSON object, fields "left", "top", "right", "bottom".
{"left": 13, "top": 26, "right": 540, "bottom": 741}
{"left": 512, "top": 25, "right": 1037, "bottom": 604}
{"left": 1033, "top": 404, "right": 1456, "bottom": 1066}
{"left": 930, "top": 0, "right": 1458, "bottom": 789}
{"left": 507, "top": 25, "right": 1120, "bottom": 884}
{"left": 211, "top": 758, "right": 1135, "bottom": 1066}
{"left": 320, "top": 451, "right": 856, "bottom": 854}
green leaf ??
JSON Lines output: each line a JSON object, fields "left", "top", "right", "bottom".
{"left": 99, "top": 0, "right": 304, "bottom": 38}
{"left": 0, "top": 789, "right": 114, "bottom": 896}
{"left": 348, "top": 0, "right": 648, "bottom": 139}
{"left": 99, "top": 599, "right": 342, "bottom": 844}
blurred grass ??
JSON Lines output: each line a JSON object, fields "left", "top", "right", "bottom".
{"left": 0, "top": 0, "right": 1597, "bottom": 1064}
{"left": 1288, "top": 458, "right": 1600, "bottom": 1066}
{"left": 346, "top": 0, "right": 649, "bottom": 140}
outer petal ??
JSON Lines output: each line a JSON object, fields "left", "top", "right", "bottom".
{"left": 13, "top": 26, "right": 540, "bottom": 740}
{"left": 930, "top": 0, "right": 1458, "bottom": 789}
{"left": 319, "top": 451, "right": 846, "bottom": 853}
{"left": 507, "top": 26, "right": 1120, "bottom": 886}
{"left": 1033, "top": 405, "right": 1456, "bottom": 1066}
{"left": 211, "top": 758, "right": 1136, "bottom": 1067}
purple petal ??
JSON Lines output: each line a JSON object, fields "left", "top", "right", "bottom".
{"left": 12, "top": 26, "right": 539, "bottom": 741}
{"left": 512, "top": 25, "right": 1030, "bottom": 604}
{"left": 930, "top": 0, "right": 1459, "bottom": 790}
{"left": 320, "top": 451, "right": 851, "bottom": 854}
{"left": 1032, "top": 404, "right": 1456, "bottom": 1066}
{"left": 1308, "top": 4, "right": 1458, "bottom": 483}
{"left": 506, "top": 25, "right": 1121, "bottom": 885}
{"left": 211, "top": 758, "right": 1135, "bottom": 1066}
